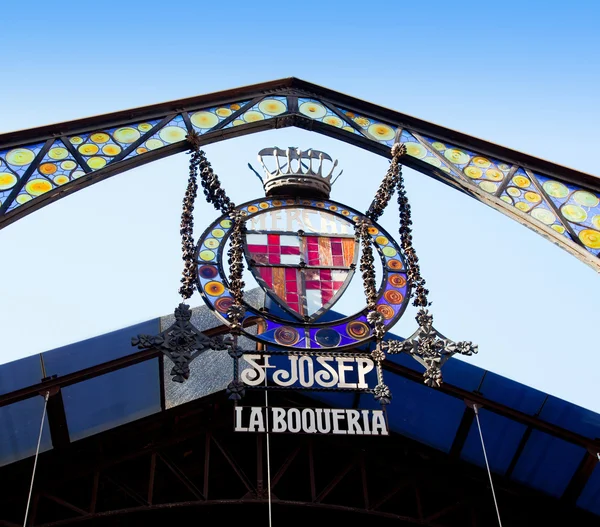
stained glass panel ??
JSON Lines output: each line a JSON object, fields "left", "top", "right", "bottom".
{"left": 123, "top": 115, "right": 187, "bottom": 160}
{"left": 336, "top": 106, "right": 399, "bottom": 145}
{"left": 224, "top": 97, "right": 287, "bottom": 129}
{"left": 297, "top": 98, "right": 360, "bottom": 135}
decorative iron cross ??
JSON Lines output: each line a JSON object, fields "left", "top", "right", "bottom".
{"left": 132, "top": 303, "right": 229, "bottom": 382}
{"left": 381, "top": 309, "right": 478, "bottom": 388}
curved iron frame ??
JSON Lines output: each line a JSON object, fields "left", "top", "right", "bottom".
{"left": 1, "top": 78, "right": 599, "bottom": 271}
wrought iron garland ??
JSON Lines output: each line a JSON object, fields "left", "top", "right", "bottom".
{"left": 359, "top": 143, "right": 478, "bottom": 390}
{"left": 132, "top": 132, "right": 246, "bottom": 384}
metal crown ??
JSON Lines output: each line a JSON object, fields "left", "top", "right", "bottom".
{"left": 257, "top": 147, "right": 342, "bottom": 199}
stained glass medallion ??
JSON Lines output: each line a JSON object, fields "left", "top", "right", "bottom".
{"left": 245, "top": 208, "right": 358, "bottom": 321}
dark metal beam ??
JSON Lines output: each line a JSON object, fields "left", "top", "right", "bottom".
{"left": 449, "top": 404, "right": 475, "bottom": 459}
{"left": 211, "top": 436, "right": 255, "bottom": 495}
{"left": 40, "top": 494, "right": 87, "bottom": 517}
{"left": 44, "top": 388, "right": 70, "bottom": 449}
{"left": 314, "top": 461, "right": 354, "bottom": 503}
{"left": 271, "top": 446, "right": 301, "bottom": 489}
{"left": 157, "top": 453, "right": 204, "bottom": 501}
{"left": 562, "top": 450, "right": 599, "bottom": 505}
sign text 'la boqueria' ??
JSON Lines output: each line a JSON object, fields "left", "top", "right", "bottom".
{"left": 241, "top": 354, "right": 375, "bottom": 389}
{"left": 234, "top": 407, "right": 388, "bottom": 435}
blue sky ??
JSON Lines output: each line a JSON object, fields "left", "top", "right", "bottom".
{"left": 1, "top": 0, "right": 599, "bottom": 411}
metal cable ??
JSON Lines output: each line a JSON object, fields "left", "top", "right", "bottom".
{"left": 473, "top": 405, "right": 503, "bottom": 527}
{"left": 23, "top": 391, "right": 49, "bottom": 527}
{"left": 264, "top": 382, "right": 273, "bottom": 526}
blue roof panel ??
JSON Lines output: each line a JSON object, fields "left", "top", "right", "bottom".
{"left": 578, "top": 463, "right": 600, "bottom": 516}
{"left": 0, "top": 396, "right": 52, "bottom": 467}
{"left": 42, "top": 318, "right": 160, "bottom": 377}
{"left": 0, "top": 354, "right": 43, "bottom": 396}
{"left": 479, "top": 372, "right": 547, "bottom": 415}
{"left": 512, "top": 430, "right": 586, "bottom": 498}
{"left": 62, "top": 358, "right": 162, "bottom": 441}
{"left": 460, "top": 408, "right": 527, "bottom": 475}
{"left": 539, "top": 396, "right": 600, "bottom": 440}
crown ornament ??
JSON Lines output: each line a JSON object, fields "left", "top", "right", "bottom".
{"left": 257, "top": 147, "right": 342, "bottom": 199}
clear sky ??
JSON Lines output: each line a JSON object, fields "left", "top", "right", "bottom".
{"left": 1, "top": 0, "right": 599, "bottom": 411}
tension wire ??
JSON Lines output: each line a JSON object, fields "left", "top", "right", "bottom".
{"left": 23, "top": 391, "right": 49, "bottom": 527}
{"left": 473, "top": 404, "right": 503, "bottom": 527}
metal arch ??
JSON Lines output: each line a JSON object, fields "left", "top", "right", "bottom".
{"left": 1, "top": 77, "right": 599, "bottom": 271}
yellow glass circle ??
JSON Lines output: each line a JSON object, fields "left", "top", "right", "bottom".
{"left": 259, "top": 99, "right": 286, "bottom": 116}
{"left": 91, "top": 133, "right": 110, "bottom": 144}
{"left": 272, "top": 200, "right": 283, "bottom": 207}
{"left": 465, "top": 166, "right": 482, "bottom": 179}
{"left": 145, "top": 139, "right": 163, "bottom": 150}
{"left": 247, "top": 206, "right": 259, "bottom": 213}
{"left": 259, "top": 202, "right": 269, "bottom": 209}
{"left": 579, "top": 229, "right": 600, "bottom": 249}
{"left": 543, "top": 180, "right": 569, "bottom": 198}
{"left": 199, "top": 249, "right": 216, "bottom": 261}
{"left": 472, "top": 156, "right": 491, "bottom": 168}
{"left": 375, "top": 236, "right": 389, "bottom": 245}
{"left": 79, "top": 144, "right": 99, "bottom": 156}
{"left": 72, "top": 170, "right": 86, "bottom": 179}
{"left": 204, "top": 281, "right": 225, "bottom": 297}
{"left": 485, "top": 169, "right": 503, "bottom": 181}
{"left": 48, "top": 147, "right": 69, "bottom": 160}
{"left": 431, "top": 141, "right": 446, "bottom": 151}
{"left": 507, "top": 187, "right": 521, "bottom": 197}
{"left": 382, "top": 247, "right": 397, "bottom": 257}
{"left": 524, "top": 191, "right": 541, "bottom": 203}
{"left": 368, "top": 123, "right": 395, "bottom": 141}
{"left": 88, "top": 157, "right": 107, "bottom": 169}
{"left": 220, "top": 219, "right": 232, "bottom": 228}
{"left": 323, "top": 116, "right": 343, "bottom": 128}
{"left": 552, "top": 224, "right": 566, "bottom": 234}
{"left": 6, "top": 148, "right": 35, "bottom": 166}
{"left": 561, "top": 204, "right": 587, "bottom": 223}
{"left": 573, "top": 190, "right": 599, "bottom": 208}
{"left": 232, "top": 119, "right": 245, "bottom": 126}
{"left": 531, "top": 208, "right": 556, "bottom": 225}
{"left": 479, "top": 181, "right": 497, "bottom": 193}
{"left": 405, "top": 143, "right": 427, "bottom": 159}
{"left": 299, "top": 102, "right": 327, "bottom": 119}
{"left": 69, "top": 136, "right": 84, "bottom": 145}
{"left": 243, "top": 111, "right": 265, "bottom": 123}
{"left": 138, "top": 123, "right": 153, "bottom": 132}
{"left": 500, "top": 196, "right": 512, "bottom": 204}
{"left": 216, "top": 107, "right": 232, "bottom": 117}
{"left": 515, "top": 202, "right": 531, "bottom": 212}
{"left": 592, "top": 215, "right": 600, "bottom": 229}
{"left": 424, "top": 156, "right": 442, "bottom": 167}
{"left": 39, "top": 163, "right": 57, "bottom": 175}
{"left": 136, "top": 147, "right": 148, "bottom": 154}
{"left": 159, "top": 126, "right": 186, "bottom": 144}
{"left": 367, "top": 227, "right": 379, "bottom": 235}
{"left": 444, "top": 148, "right": 470, "bottom": 165}
{"left": 230, "top": 103, "right": 241, "bottom": 110}
{"left": 354, "top": 117, "right": 370, "bottom": 127}
{"left": 61, "top": 160, "right": 76, "bottom": 170}
{"left": 54, "top": 175, "right": 69, "bottom": 185}
{"left": 26, "top": 178, "right": 52, "bottom": 196}
{"left": 113, "top": 127, "right": 141, "bottom": 144}
{"left": 342, "top": 126, "right": 355, "bottom": 133}
{"left": 204, "top": 238, "right": 220, "bottom": 249}
{"left": 102, "top": 144, "right": 122, "bottom": 156}
{"left": 512, "top": 175, "right": 531, "bottom": 188}
{"left": 16, "top": 194, "right": 32, "bottom": 204}
{"left": 212, "top": 229, "right": 225, "bottom": 238}
{"left": 498, "top": 163, "right": 511, "bottom": 171}
{"left": 0, "top": 172, "right": 17, "bottom": 190}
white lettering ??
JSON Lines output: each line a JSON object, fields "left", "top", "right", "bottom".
{"left": 346, "top": 410, "right": 363, "bottom": 435}
{"left": 336, "top": 357, "right": 357, "bottom": 389}
{"left": 301, "top": 408, "right": 317, "bottom": 433}
{"left": 298, "top": 356, "right": 315, "bottom": 387}
{"left": 288, "top": 408, "right": 301, "bottom": 433}
{"left": 316, "top": 408, "right": 332, "bottom": 433}
{"left": 272, "top": 408, "right": 287, "bottom": 432}
{"left": 249, "top": 407, "right": 265, "bottom": 432}
{"left": 356, "top": 358, "right": 374, "bottom": 389}
{"left": 372, "top": 410, "right": 388, "bottom": 436}
{"left": 234, "top": 406, "right": 248, "bottom": 432}
{"left": 331, "top": 409, "right": 346, "bottom": 434}
{"left": 314, "top": 356, "right": 339, "bottom": 387}
{"left": 273, "top": 356, "right": 298, "bottom": 386}
{"left": 361, "top": 410, "right": 371, "bottom": 434}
